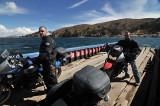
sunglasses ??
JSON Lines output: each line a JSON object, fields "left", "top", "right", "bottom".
{"left": 39, "top": 30, "right": 45, "bottom": 32}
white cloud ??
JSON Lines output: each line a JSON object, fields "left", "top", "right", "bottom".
{"left": 74, "top": 0, "right": 160, "bottom": 25}
{"left": 102, "top": 3, "right": 117, "bottom": 16}
{"left": 0, "top": 25, "right": 6, "bottom": 30}
{"left": 68, "top": 0, "right": 88, "bottom": 9}
{"left": 58, "top": 24, "right": 78, "bottom": 28}
{"left": 76, "top": 10, "right": 103, "bottom": 19}
{"left": 0, "top": 2, "right": 27, "bottom": 15}
{"left": 0, "top": 25, "right": 37, "bottom": 37}
{"left": 83, "top": 17, "right": 121, "bottom": 25}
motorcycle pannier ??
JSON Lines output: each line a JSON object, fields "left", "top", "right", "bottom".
{"left": 72, "top": 65, "right": 111, "bottom": 99}
{"left": 56, "top": 47, "right": 67, "bottom": 59}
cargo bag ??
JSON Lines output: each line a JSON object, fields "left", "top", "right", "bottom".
{"left": 72, "top": 65, "right": 111, "bottom": 103}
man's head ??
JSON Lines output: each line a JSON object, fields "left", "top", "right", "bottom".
{"left": 39, "top": 26, "right": 48, "bottom": 37}
{"left": 124, "top": 31, "right": 131, "bottom": 40}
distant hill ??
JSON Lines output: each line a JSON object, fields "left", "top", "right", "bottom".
{"left": 24, "top": 18, "right": 160, "bottom": 37}
{"left": 7, "top": 35, "right": 21, "bottom": 38}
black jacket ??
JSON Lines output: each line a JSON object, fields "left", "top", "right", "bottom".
{"left": 117, "top": 39, "right": 141, "bottom": 61}
{"left": 38, "top": 36, "right": 57, "bottom": 63}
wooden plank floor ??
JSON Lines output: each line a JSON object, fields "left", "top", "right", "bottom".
{"left": 3, "top": 47, "right": 156, "bottom": 106}
{"left": 58, "top": 47, "right": 155, "bottom": 106}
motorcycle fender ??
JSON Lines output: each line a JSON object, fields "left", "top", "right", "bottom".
{"left": 104, "top": 62, "right": 113, "bottom": 69}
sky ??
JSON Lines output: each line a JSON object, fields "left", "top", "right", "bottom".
{"left": 0, "top": 0, "right": 160, "bottom": 37}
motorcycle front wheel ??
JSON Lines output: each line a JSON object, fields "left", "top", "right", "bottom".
{"left": 56, "top": 67, "right": 62, "bottom": 79}
{"left": 0, "top": 84, "right": 12, "bottom": 105}
{"left": 105, "top": 68, "right": 114, "bottom": 79}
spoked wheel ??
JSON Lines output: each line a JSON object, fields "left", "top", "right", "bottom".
{"left": 56, "top": 67, "right": 62, "bottom": 79}
{"left": 0, "top": 84, "right": 12, "bottom": 105}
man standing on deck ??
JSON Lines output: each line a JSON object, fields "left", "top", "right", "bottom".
{"left": 117, "top": 31, "right": 141, "bottom": 86}
{"left": 37, "top": 26, "right": 58, "bottom": 91}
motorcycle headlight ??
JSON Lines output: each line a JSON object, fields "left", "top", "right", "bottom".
{"left": 7, "top": 74, "right": 12, "bottom": 78}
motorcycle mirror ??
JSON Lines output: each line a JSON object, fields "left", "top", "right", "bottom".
{"left": 17, "top": 50, "right": 23, "bottom": 58}
{"left": 19, "top": 52, "right": 23, "bottom": 58}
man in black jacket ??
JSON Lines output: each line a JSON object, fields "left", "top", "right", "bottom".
{"left": 117, "top": 31, "right": 141, "bottom": 86}
{"left": 37, "top": 26, "right": 57, "bottom": 90}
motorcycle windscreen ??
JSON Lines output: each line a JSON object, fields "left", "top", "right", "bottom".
{"left": 112, "top": 45, "right": 123, "bottom": 52}
{"left": 104, "top": 62, "right": 112, "bottom": 69}
{"left": 0, "top": 49, "right": 9, "bottom": 64}
{"left": 116, "top": 53, "right": 125, "bottom": 62}
{"left": 0, "top": 50, "right": 14, "bottom": 74}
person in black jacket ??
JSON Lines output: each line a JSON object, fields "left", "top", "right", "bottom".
{"left": 117, "top": 31, "right": 141, "bottom": 86}
{"left": 37, "top": 26, "right": 57, "bottom": 90}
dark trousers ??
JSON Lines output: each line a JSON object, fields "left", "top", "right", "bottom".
{"left": 41, "top": 63, "right": 58, "bottom": 90}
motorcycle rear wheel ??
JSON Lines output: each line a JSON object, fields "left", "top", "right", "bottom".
{"left": 0, "top": 84, "right": 12, "bottom": 105}
{"left": 56, "top": 67, "right": 62, "bottom": 79}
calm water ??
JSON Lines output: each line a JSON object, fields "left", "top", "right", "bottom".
{"left": 0, "top": 37, "right": 160, "bottom": 54}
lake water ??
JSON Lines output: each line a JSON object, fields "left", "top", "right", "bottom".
{"left": 0, "top": 37, "right": 159, "bottom": 54}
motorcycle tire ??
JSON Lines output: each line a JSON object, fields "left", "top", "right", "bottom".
{"left": 56, "top": 67, "right": 62, "bottom": 79}
{"left": 105, "top": 68, "right": 114, "bottom": 79}
{"left": 0, "top": 84, "right": 12, "bottom": 105}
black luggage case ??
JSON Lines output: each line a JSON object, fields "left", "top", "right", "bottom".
{"left": 72, "top": 65, "right": 111, "bottom": 101}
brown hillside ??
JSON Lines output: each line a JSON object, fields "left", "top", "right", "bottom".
{"left": 51, "top": 18, "right": 155, "bottom": 37}
{"left": 24, "top": 18, "right": 158, "bottom": 37}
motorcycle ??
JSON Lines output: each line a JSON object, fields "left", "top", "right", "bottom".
{"left": 45, "top": 65, "right": 111, "bottom": 106}
{"left": 102, "top": 44, "right": 126, "bottom": 79}
{"left": 0, "top": 47, "right": 67, "bottom": 105}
